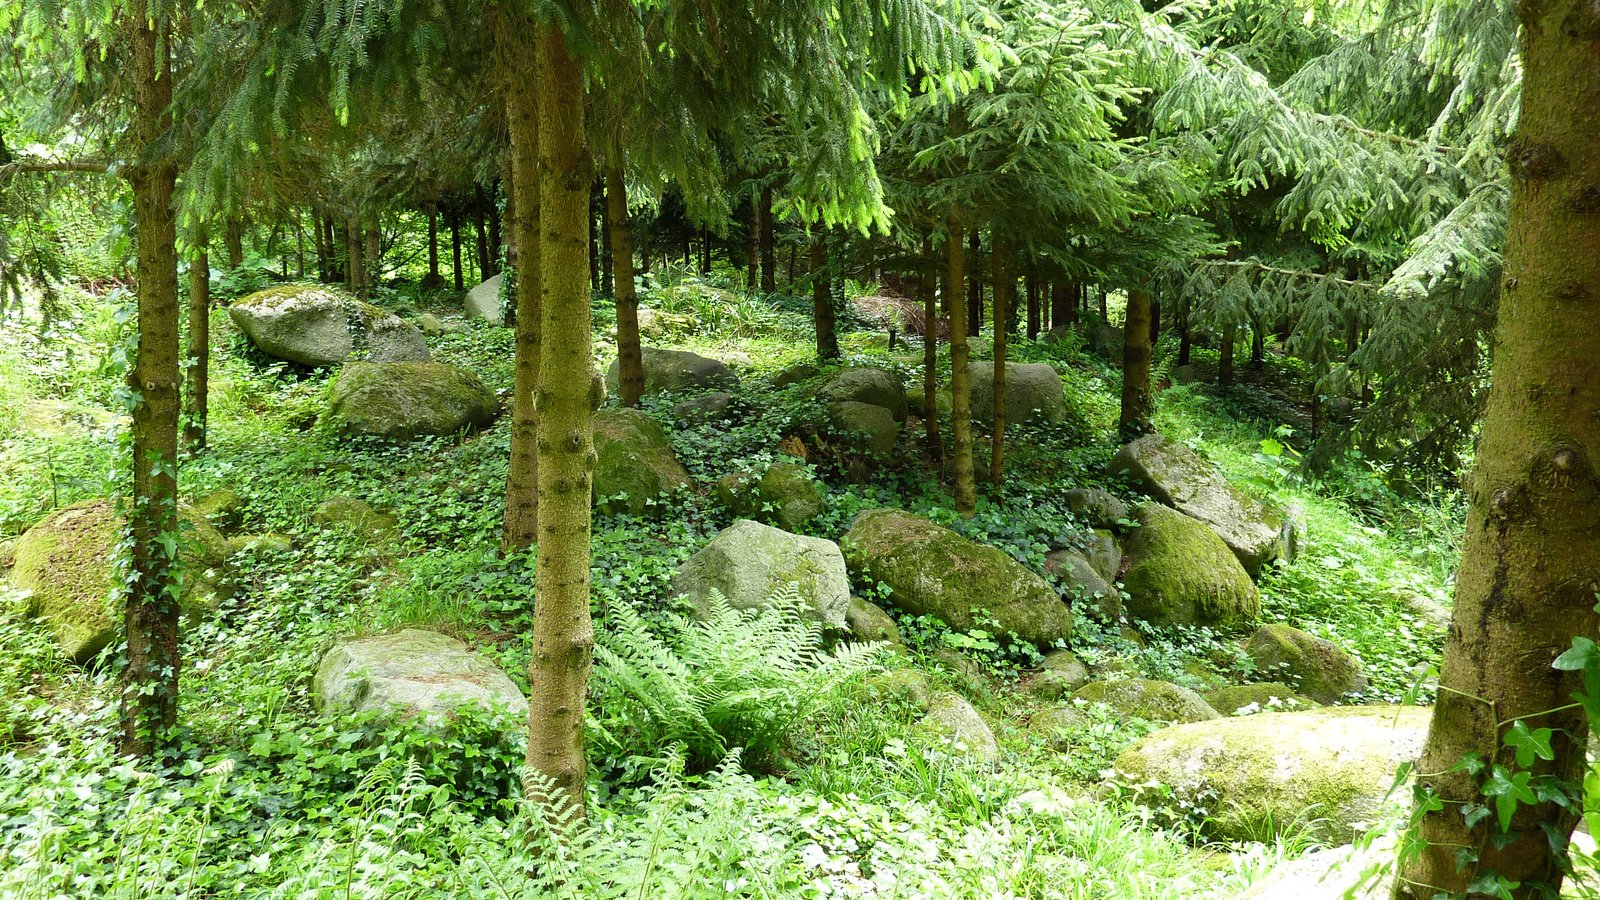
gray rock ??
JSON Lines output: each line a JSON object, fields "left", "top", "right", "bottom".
{"left": 1121, "top": 503, "right": 1259, "bottom": 628}
{"left": 1065, "top": 488, "right": 1130, "bottom": 530}
{"left": 190, "top": 488, "right": 245, "bottom": 533}
{"left": 1172, "top": 364, "right": 1200, "bottom": 384}
{"left": 464, "top": 274, "right": 506, "bottom": 323}
{"left": 592, "top": 408, "right": 693, "bottom": 515}
{"left": 843, "top": 508, "right": 1072, "bottom": 648}
{"left": 1087, "top": 320, "right": 1123, "bottom": 362}
{"left": 818, "top": 367, "right": 907, "bottom": 421}
{"left": 604, "top": 346, "right": 738, "bottom": 397}
{"left": 828, "top": 401, "right": 899, "bottom": 454}
{"left": 230, "top": 285, "right": 429, "bottom": 367}
{"left": 1109, "top": 433, "right": 1286, "bottom": 576}
{"left": 1044, "top": 547, "right": 1120, "bottom": 620}
{"left": 313, "top": 629, "right": 528, "bottom": 726}
{"left": 327, "top": 362, "right": 499, "bottom": 440}
{"left": 967, "top": 361, "right": 1066, "bottom": 426}
{"left": 1028, "top": 650, "right": 1091, "bottom": 700}
{"left": 416, "top": 313, "right": 449, "bottom": 335}
{"left": 1075, "top": 678, "right": 1220, "bottom": 724}
{"left": 772, "top": 362, "right": 820, "bottom": 388}
{"left": 865, "top": 668, "right": 932, "bottom": 712}
{"left": 672, "top": 519, "right": 851, "bottom": 628}
{"left": 1029, "top": 705, "right": 1091, "bottom": 749}
{"left": 671, "top": 391, "right": 735, "bottom": 423}
{"left": 846, "top": 597, "right": 902, "bottom": 643}
{"left": 1082, "top": 529, "right": 1122, "bottom": 583}
{"left": 920, "top": 692, "right": 998, "bottom": 762}
{"left": 714, "top": 463, "right": 826, "bottom": 533}
{"left": 1116, "top": 705, "right": 1428, "bottom": 842}
{"left": 1245, "top": 624, "right": 1367, "bottom": 704}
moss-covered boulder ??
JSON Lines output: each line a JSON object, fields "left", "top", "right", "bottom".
{"left": 603, "top": 346, "right": 737, "bottom": 397}
{"left": 463, "top": 274, "right": 505, "bottom": 323}
{"left": 1245, "top": 624, "right": 1368, "bottom": 704}
{"left": 1075, "top": 678, "right": 1220, "bottom": 724}
{"left": 1115, "top": 705, "right": 1429, "bottom": 841}
{"left": 865, "top": 668, "right": 932, "bottom": 712}
{"left": 1044, "top": 547, "right": 1119, "bottom": 620}
{"left": 327, "top": 362, "right": 499, "bottom": 440}
{"left": 967, "top": 361, "right": 1066, "bottom": 426}
{"left": 229, "top": 285, "right": 429, "bottom": 367}
{"left": 1109, "top": 433, "right": 1286, "bottom": 576}
{"left": 845, "top": 596, "right": 902, "bottom": 643}
{"left": 671, "top": 391, "right": 735, "bottom": 423}
{"left": 1082, "top": 529, "right": 1122, "bottom": 582}
{"left": 671, "top": 519, "right": 851, "bottom": 628}
{"left": 592, "top": 408, "right": 693, "bottom": 515}
{"left": 312, "top": 496, "right": 397, "bottom": 535}
{"left": 1065, "top": 487, "right": 1129, "bottom": 530}
{"left": 714, "top": 462, "right": 825, "bottom": 532}
{"left": 1121, "top": 503, "right": 1259, "bottom": 627}
{"left": 1027, "top": 649, "right": 1092, "bottom": 700}
{"left": 818, "top": 367, "right": 907, "bottom": 421}
{"left": 189, "top": 488, "right": 245, "bottom": 533}
{"left": 225, "top": 532, "right": 294, "bottom": 557}
{"left": 828, "top": 401, "right": 899, "bottom": 454}
{"left": 1030, "top": 705, "right": 1091, "bottom": 749}
{"left": 919, "top": 692, "right": 998, "bottom": 763}
{"left": 1205, "top": 683, "right": 1318, "bottom": 715}
{"left": 313, "top": 629, "right": 528, "bottom": 727}
{"left": 12, "top": 499, "right": 231, "bottom": 663}
{"left": 842, "top": 508, "right": 1072, "bottom": 647}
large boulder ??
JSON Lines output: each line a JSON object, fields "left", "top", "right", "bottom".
{"left": 1245, "top": 624, "right": 1368, "bottom": 704}
{"left": 313, "top": 629, "right": 528, "bottom": 726}
{"left": 1121, "top": 503, "right": 1259, "bottom": 628}
{"left": 714, "top": 463, "right": 826, "bottom": 532}
{"left": 229, "top": 285, "right": 429, "bottom": 367}
{"left": 1087, "top": 320, "right": 1123, "bottom": 362}
{"left": 1043, "top": 547, "right": 1119, "bottom": 620}
{"left": 1065, "top": 488, "right": 1130, "bottom": 530}
{"left": 1115, "top": 705, "right": 1429, "bottom": 841}
{"left": 463, "top": 274, "right": 505, "bottom": 323}
{"left": 671, "top": 519, "right": 851, "bottom": 628}
{"left": 828, "top": 401, "right": 899, "bottom": 454}
{"left": 327, "top": 362, "right": 499, "bottom": 440}
{"left": 1109, "top": 434, "right": 1286, "bottom": 576}
{"left": 967, "top": 361, "right": 1066, "bottom": 426}
{"left": 818, "top": 367, "right": 908, "bottom": 421}
{"left": 919, "top": 692, "right": 998, "bottom": 763}
{"left": 1075, "top": 678, "right": 1220, "bottom": 724}
{"left": 843, "top": 508, "right": 1072, "bottom": 647}
{"left": 591, "top": 408, "right": 693, "bottom": 515}
{"left": 12, "top": 499, "right": 230, "bottom": 663}
{"left": 603, "top": 346, "right": 738, "bottom": 397}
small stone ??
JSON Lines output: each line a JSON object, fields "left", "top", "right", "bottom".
{"left": 190, "top": 488, "right": 245, "bottom": 533}
{"left": 1205, "top": 682, "right": 1318, "bottom": 715}
{"left": 846, "top": 597, "right": 902, "bottom": 643}
{"left": 865, "top": 668, "right": 932, "bottom": 712}
{"left": 919, "top": 692, "right": 998, "bottom": 763}
{"left": 1074, "top": 678, "right": 1220, "bottom": 724}
{"left": 313, "top": 629, "right": 527, "bottom": 727}
{"left": 672, "top": 520, "right": 851, "bottom": 628}
{"left": 828, "top": 401, "right": 899, "bottom": 454}
{"left": 313, "top": 496, "right": 397, "bottom": 536}
{"left": 1029, "top": 705, "right": 1090, "bottom": 749}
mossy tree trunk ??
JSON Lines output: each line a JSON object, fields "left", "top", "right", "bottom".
{"left": 529, "top": 20, "right": 596, "bottom": 816}
{"left": 759, "top": 184, "right": 775, "bottom": 294}
{"left": 947, "top": 216, "right": 975, "bottom": 516}
{"left": 426, "top": 201, "right": 440, "bottom": 283}
{"left": 966, "top": 229, "right": 982, "bottom": 338}
{"left": 990, "top": 234, "right": 1011, "bottom": 487}
{"left": 450, "top": 207, "right": 464, "bottom": 291}
{"left": 921, "top": 236, "right": 943, "bottom": 467}
{"left": 223, "top": 217, "right": 243, "bottom": 268}
{"left": 183, "top": 238, "right": 209, "bottom": 451}
{"left": 607, "top": 164, "right": 644, "bottom": 406}
{"left": 811, "top": 236, "right": 839, "bottom": 360}
{"left": 121, "top": 0, "right": 182, "bottom": 758}
{"left": 1394, "top": 1, "right": 1600, "bottom": 895}
{"left": 500, "top": 9, "right": 541, "bottom": 553}
{"left": 1120, "top": 283, "right": 1154, "bottom": 443}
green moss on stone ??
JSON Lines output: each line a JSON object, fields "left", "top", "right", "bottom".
{"left": 592, "top": 408, "right": 692, "bottom": 516}
{"left": 327, "top": 362, "right": 499, "bottom": 440}
{"left": 1074, "top": 678, "right": 1220, "bottom": 723}
{"left": 1122, "top": 503, "right": 1258, "bottom": 627}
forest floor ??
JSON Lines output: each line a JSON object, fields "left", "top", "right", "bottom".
{"left": 0, "top": 269, "right": 1467, "bottom": 897}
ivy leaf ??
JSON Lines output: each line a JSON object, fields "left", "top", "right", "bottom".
{"left": 1503, "top": 721, "right": 1554, "bottom": 768}
{"left": 1552, "top": 636, "right": 1597, "bottom": 671}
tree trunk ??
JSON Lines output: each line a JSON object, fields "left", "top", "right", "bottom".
{"left": 451, "top": 207, "right": 464, "bottom": 291}
{"left": 1219, "top": 324, "right": 1236, "bottom": 387}
{"left": 427, "top": 201, "right": 440, "bottom": 284}
{"left": 759, "top": 184, "right": 776, "bottom": 294}
{"left": 608, "top": 165, "right": 644, "bottom": 407}
{"left": 1025, "top": 271, "right": 1040, "bottom": 342}
{"left": 1120, "top": 284, "right": 1154, "bottom": 442}
{"left": 184, "top": 240, "right": 209, "bottom": 451}
{"left": 947, "top": 217, "right": 975, "bottom": 516}
{"left": 990, "top": 236, "right": 1010, "bottom": 487}
{"left": 745, "top": 189, "right": 759, "bottom": 289}
{"left": 223, "top": 217, "right": 244, "bottom": 268}
{"left": 966, "top": 229, "right": 982, "bottom": 338}
{"left": 363, "top": 222, "right": 380, "bottom": 292}
{"left": 1149, "top": 296, "right": 1161, "bottom": 345}
{"left": 811, "top": 236, "right": 839, "bottom": 360}
{"left": 529, "top": 21, "right": 595, "bottom": 816}
{"left": 486, "top": 185, "right": 502, "bottom": 277}
{"left": 921, "top": 237, "right": 943, "bottom": 467}
{"left": 699, "top": 225, "right": 711, "bottom": 275}
{"left": 346, "top": 218, "right": 364, "bottom": 296}
{"left": 1097, "top": 287, "right": 1107, "bottom": 320}
{"left": 121, "top": 0, "right": 182, "bottom": 758}
{"left": 1178, "top": 306, "right": 1192, "bottom": 365}
{"left": 590, "top": 185, "right": 602, "bottom": 290}
{"left": 1394, "top": 2, "right": 1600, "bottom": 895}
{"left": 500, "top": 12, "right": 542, "bottom": 555}
{"left": 474, "top": 199, "right": 490, "bottom": 284}
{"left": 598, "top": 186, "right": 612, "bottom": 296}
{"left": 294, "top": 213, "right": 305, "bottom": 279}
{"left": 786, "top": 242, "right": 797, "bottom": 289}
{"left": 1250, "top": 322, "right": 1265, "bottom": 368}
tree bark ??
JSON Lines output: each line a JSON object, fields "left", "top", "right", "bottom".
{"left": 608, "top": 165, "right": 644, "bottom": 407}
{"left": 345, "top": 218, "right": 364, "bottom": 296}
{"left": 121, "top": 0, "right": 182, "bottom": 758}
{"left": 223, "top": 217, "right": 244, "bottom": 268}
{"left": 811, "top": 236, "right": 839, "bottom": 360}
{"left": 745, "top": 189, "right": 759, "bottom": 289}
{"left": 990, "top": 235, "right": 1010, "bottom": 487}
{"left": 1218, "top": 324, "right": 1236, "bottom": 387}
{"left": 1394, "top": 1, "right": 1600, "bottom": 895}
{"left": 487, "top": 185, "right": 502, "bottom": 277}
{"left": 529, "top": 20, "right": 595, "bottom": 816}
{"left": 474, "top": 198, "right": 490, "bottom": 284}
{"left": 1149, "top": 296, "right": 1161, "bottom": 346}
{"left": 759, "top": 184, "right": 776, "bottom": 294}
{"left": 427, "top": 201, "right": 440, "bottom": 284}
{"left": 500, "top": 12, "right": 542, "bottom": 555}
{"left": 184, "top": 240, "right": 209, "bottom": 451}
{"left": 1025, "top": 271, "right": 1040, "bottom": 342}
{"left": 921, "top": 237, "right": 943, "bottom": 467}
{"left": 1120, "top": 284, "right": 1154, "bottom": 442}
{"left": 966, "top": 229, "right": 982, "bottom": 338}
{"left": 363, "top": 221, "right": 380, "bottom": 293}
{"left": 1178, "top": 305, "right": 1192, "bottom": 366}
{"left": 450, "top": 206, "right": 464, "bottom": 291}
{"left": 947, "top": 217, "right": 975, "bottom": 516}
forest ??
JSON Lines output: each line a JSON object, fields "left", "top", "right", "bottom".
{"left": 0, "top": 0, "right": 1596, "bottom": 897}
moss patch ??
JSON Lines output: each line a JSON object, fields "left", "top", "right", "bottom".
{"left": 327, "top": 362, "right": 499, "bottom": 440}
{"left": 592, "top": 408, "right": 692, "bottom": 515}
{"left": 1121, "top": 503, "right": 1258, "bottom": 627}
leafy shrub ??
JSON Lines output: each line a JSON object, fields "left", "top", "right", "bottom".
{"left": 590, "top": 586, "right": 881, "bottom": 773}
